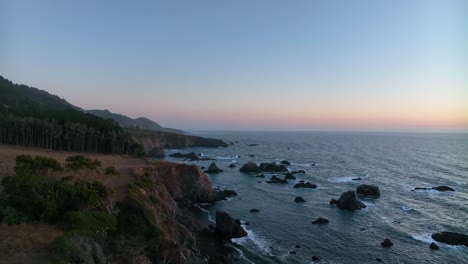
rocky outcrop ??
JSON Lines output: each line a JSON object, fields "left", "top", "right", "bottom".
{"left": 356, "top": 184, "right": 380, "bottom": 197}
{"left": 129, "top": 129, "right": 228, "bottom": 156}
{"left": 280, "top": 160, "right": 291, "bottom": 165}
{"left": 239, "top": 162, "right": 261, "bottom": 173}
{"left": 331, "top": 191, "right": 366, "bottom": 211}
{"left": 214, "top": 211, "right": 247, "bottom": 240}
{"left": 259, "top": 162, "right": 288, "bottom": 172}
{"left": 170, "top": 152, "right": 200, "bottom": 160}
{"left": 432, "top": 232, "right": 468, "bottom": 247}
{"left": 204, "top": 162, "right": 223, "bottom": 174}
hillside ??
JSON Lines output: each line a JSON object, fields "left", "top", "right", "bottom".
{"left": 87, "top": 109, "right": 185, "bottom": 134}
{"left": 0, "top": 75, "right": 143, "bottom": 155}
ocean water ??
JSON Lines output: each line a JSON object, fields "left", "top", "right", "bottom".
{"left": 163, "top": 132, "right": 468, "bottom": 264}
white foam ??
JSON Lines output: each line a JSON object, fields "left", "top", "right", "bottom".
{"left": 215, "top": 155, "right": 240, "bottom": 160}
{"left": 401, "top": 206, "right": 413, "bottom": 211}
{"left": 327, "top": 177, "right": 356, "bottom": 183}
{"left": 232, "top": 225, "right": 273, "bottom": 256}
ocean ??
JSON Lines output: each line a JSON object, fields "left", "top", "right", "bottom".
{"left": 163, "top": 131, "right": 468, "bottom": 264}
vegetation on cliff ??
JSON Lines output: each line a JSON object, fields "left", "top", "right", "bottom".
{"left": 0, "top": 154, "right": 164, "bottom": 263}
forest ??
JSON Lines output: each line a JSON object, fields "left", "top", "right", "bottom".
{"left": 0, "top": 75, "right": 144, "bottom": 155}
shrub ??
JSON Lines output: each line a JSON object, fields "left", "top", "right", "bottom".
{"left": 105, "top": 166, "right": 120, "bottom": 177}
{"left": 14, "top": 154, "right": 62, "bottom": 176}
{"left": 64, "top": 211, "right": 117, "bottom": 236}
{"left": 65, "top": 155, "right": 102, "bottom": 171}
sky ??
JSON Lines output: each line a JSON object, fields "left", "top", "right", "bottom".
{"left": 1, "top": 0, "right": 467, "bottom": 131}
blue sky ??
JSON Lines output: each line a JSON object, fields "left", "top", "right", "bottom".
{"left": 1, "top": 0, "right": 466, "bottom": 130}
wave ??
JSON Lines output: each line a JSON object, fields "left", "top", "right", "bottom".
{"left": 412, "top": 234, "right": 466, "bottom": 250}
{"left": 232, "top": 223, "right": 273, "bottom": 256}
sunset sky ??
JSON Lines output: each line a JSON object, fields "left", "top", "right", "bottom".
{"left": 1, "top": 0, "right": 467, "bottom": 131}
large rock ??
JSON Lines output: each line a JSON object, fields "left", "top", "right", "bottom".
{"left": 332, "top": 191, "right": 366, "bottom": 211}
{"left": 381, "top": 238, "right": 393, "bottom": 247}
{"left": 204, "top": 162, "right": 223, "bottom": 174}
{"left": 239, "top": 162, "right": 261, "bottom": 173}
{"left": 356, "top": 184, "right": 380, "bottom": 197}
{"left": 259, "top": 162, "right": 288, "bottom": 172}
{"left": 294, "top": 196, "right": 306, "bottom": 203}
{"left": 280, "top": 160, "right": 291, "bottom": 165}
{"left": 431, "top": 232, "right": 468, "bottom": 247}
{"left": 214, "top": 211, "right": 247, "bottom": 240}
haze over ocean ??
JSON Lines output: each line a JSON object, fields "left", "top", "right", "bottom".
{"left": 1, "top": 0, "right": 466, "bottom": 131}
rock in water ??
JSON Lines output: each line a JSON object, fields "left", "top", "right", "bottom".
{"left": 204, "top": 162, "right": 223, "bottom": 174}
{"left": 432, "top": 186, "right": 455, "bottom": 192}
{"left": 430, "top": 242, "right": 440, "bottom": 250}
{"left": 431, "top": 231, "right": 468, "bottom": 247}
{"left": 214, "top": 211, "right": 247, "bottom": 240}
{"left": 259, "top": 162, "right": 288, "bottom": 172}
{"left": 312, "top": 256, "right": 320, "bottom": 262}
{"left": 312, "top": 217, "right": 329, "bottom": 224}
{"left": 356, "top": 184, "right": 381, "bottom": 197}
{"left": 239, "top": 162, "right": 261, "bottom": 173}
{"left": 249, "top": 209, "right": 260, "bottom": 213}
{"left": 332, "top": 191, "right": 366, "bottom": 210}
{"left": 294, "top": 196, "right": 306, "bottom": 203}
{"left": 284, "top": 172, "right": 296, "bottom": 180}
{"left": 293, "top": 182, "right": 317, "bottom": 189}
{"left": 280, "top": 160, "right": 291, "bottom": 165}
{"left": 381, "top": 238, "right": 393, "bottom": 247}
{"left": 169, "top": 152, "right": 200, "bottom": 160}
{"left": 228, "top": 164, "right": 236, "bottom": 168}
{"left": 266, "top": 175, "right": 288, "bottom": 184}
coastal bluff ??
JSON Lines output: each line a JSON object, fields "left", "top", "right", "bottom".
{"left": 128, "top": 129, "right": 228, "bottom": 157}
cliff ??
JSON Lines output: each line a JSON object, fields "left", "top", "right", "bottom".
{"left": 0, "top": 145, "right": 220, "bottom": 264}
{"left": 127, "top": 128, "right": 228, "bottom": 157}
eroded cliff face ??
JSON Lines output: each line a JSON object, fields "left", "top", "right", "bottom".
{"left": 126, "top": 163, "right": 217, "bottom": 263}
{"left": 128, "top": 129, "right": 228, "bottom": 157}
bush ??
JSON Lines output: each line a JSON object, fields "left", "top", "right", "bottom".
{"left": 65, "top": 155, "right": 102, "bottom": 171}
{"left": 117, "top": 203, "right": 162, "bottom": 240}
{"left": 52, "top": 230, "right": 107, "bottom": 264}
{"left": 105, "top": 166, "right": 120, "bottom": 177}
{"left": 14, "top": 154, "right": 62, "bottom": 176}
{"left": 64, "top": 211, "right": 117, "bottom": 236}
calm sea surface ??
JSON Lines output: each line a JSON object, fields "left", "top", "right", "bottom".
{"left": 163, "top": 132, "right": 468, "bottom": 264}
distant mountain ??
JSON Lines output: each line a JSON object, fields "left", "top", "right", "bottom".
{"left": 86, "top": 109, "right": 185, "bottom": 134}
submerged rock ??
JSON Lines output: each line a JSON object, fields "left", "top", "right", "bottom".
{"left": 414, "top": 186, "right": 455, "bottom": 192}
{"left": 280, "top": 160, "right": 291, "bottom": 165}
{"left": 294, "top": 196, "right": 306, "bottom": 203}
{"left": 256, "top": 173, "right": 265, "bottom": 178}
{"left": 312, "top": 217, "right": 329, "bottom": 224}
{"left": 381, "top": 238, "right": 393, "bottom": 247}
{"left": 239, "top": 162, "right": 261, "bottom": 173}
{"left": 249, "top": 209, "right": 260, "bottom": 213}
{"left": 204, "top": 162, "right": 223, "bottom": 174}
{"left": 214, "top": 211, "right": 247, "bottom": 240}
{"left": 291, "top": 170, "right": 306, "bottom": 174}
{"left": 332, "top": 191, "right": 366, "bottom": 211}
{"left": 248, "top": 144, "right": 259, "bottom": 147}
{"left": 356, "top": 184, "right": 380, "bottom": 197}
{"left": 259, "top": 162, "right": 288, "bottom": 172}
{"left": 293, "top": 182, "right": 317, "bottom": 189}
{"left": 228, "top": 164, "right": 236, "bottom": 168}
{"left": 312, "top": 256, "right": 320, "bottom": 262}
{"left": 432, "top": 186, "right": 455, "bottom": 192}
{"left": 352, "top": 177, "right": 362, "bottom": 181}
{"left": 432, "top": 231, "right": 468, "bottom": 247}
